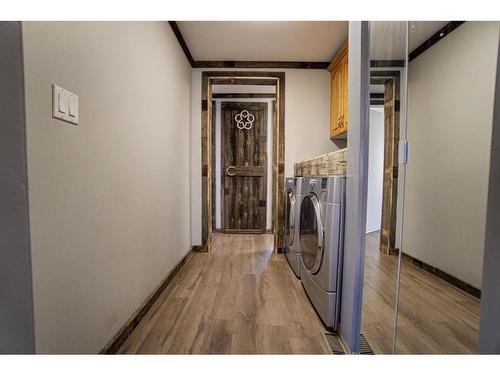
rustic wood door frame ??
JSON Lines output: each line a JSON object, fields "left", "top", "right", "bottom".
{"left": 370, "top": 70, "right": 401, "bottom": 255}
{"left": 201, "top": 71, "right": 285, "bottom": 252}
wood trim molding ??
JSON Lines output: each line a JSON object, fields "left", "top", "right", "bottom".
{"left": 402, "top": 252, "right": 481, "bottom": 299}
{"left": 409, "top": 21, "right": 465, "bottom": 62}
{"left": 370, "top": 70, "right": 400, "bottom": 78}
{"left": 99, "top": 247, "right": 193, "bottom": 354}
{"left": 370, "top": 93, "right": 384, "bottom": 105}
{"left": 168, "top": 21, "right": 195, "bottom": 66}
{"left": 370, "top": 59, "right": 405, "bottom": 68}
{"left": 212, "top": 93, "right": 276, "bottom": 99}
{"left": 210, "top": 78, "right": 278, "bottom": 86}
{"left": 194, "top": 61, "right": 329, "bottom": 69}
{"left": 370, "top": 77, "right": 390, "bottom": 85}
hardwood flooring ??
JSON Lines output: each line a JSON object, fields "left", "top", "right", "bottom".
{"left": 118, "top": 233, "right": 331, "bottom": 354}
{"left": 119, "top": 230, "right": 479, "bottom": 354}
{"left": 361, "top": 231, "right": 480, "bottom": 354}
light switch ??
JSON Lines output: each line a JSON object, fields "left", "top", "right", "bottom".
{"left": 52, "top": 84, "right": 78, "bottom": 125}
{"left": 58, "top": 92, "right": 67, "bottom": 113}
{"left": 69, "top": 96, "right": 77, "bottom": 118}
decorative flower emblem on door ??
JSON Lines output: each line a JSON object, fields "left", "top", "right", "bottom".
{"left": 235, "top": 110, "right": 255, "bottom": 130}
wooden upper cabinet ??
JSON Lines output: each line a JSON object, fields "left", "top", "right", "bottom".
{"left": 328, "top": 42, "right": 348, "bottom": 140}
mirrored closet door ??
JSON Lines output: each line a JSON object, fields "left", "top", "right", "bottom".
{"left": 360, "top": 21, "right": 408, "bottom": 354}
{"left": 394, "top": 21, "right": 499, "bottom": 354}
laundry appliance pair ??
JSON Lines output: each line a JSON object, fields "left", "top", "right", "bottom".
{"left": 284, "top": 175, "right": 346, "bottom": 331}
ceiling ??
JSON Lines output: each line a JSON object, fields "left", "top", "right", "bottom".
{"left": 177, "top": 21, "right": 348, "bottom": 62}
{"left": 177, "top": 21, "right": 452, "bottom": 64}
{"left": 370, "top": 21, "right": 449, "bottom": 60}
{"left": 369, "top": 21, "right": 450, "bottom": 94}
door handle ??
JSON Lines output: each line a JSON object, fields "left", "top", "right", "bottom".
{"left": 225, "top": 166, "right": 236, "bottom": 176}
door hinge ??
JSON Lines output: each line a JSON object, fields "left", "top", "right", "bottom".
{"left": 201, "top": 99, "right": 208, "bottom": 111}
{"left": 398, "top": 140, "right": 408, "bottom": 165}
{"left": 259, "top": 200, "right": 267, "bottom": 208}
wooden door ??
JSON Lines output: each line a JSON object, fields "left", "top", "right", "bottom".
{"left": 221, "top": 102, "right": 268, "bottom": 233}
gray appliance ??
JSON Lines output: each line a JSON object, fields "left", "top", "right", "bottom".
{"left": 299, "top": 175, "right": 346, "bottom": 331}
{"left": 284, "top": 177, "right": 304, "bottom": 278}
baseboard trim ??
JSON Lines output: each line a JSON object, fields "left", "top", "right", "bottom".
{"left": 401, "top": 252, "right": 481, "bottom": 299}
{"left": 100, "top": 247, "right": 193, "bottom": 354}
{"left": 191, "top": 245, "right": 208, "bottom": 252}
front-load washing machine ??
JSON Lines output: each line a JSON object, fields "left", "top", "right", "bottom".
{"left": 284, "top": 177, "right": 304, "bottom": 278}
{"left": 299, "top": 175, "right": 346, "bottom": 331}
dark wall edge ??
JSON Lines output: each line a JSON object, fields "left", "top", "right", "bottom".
{"left": 0, "top": 21, "right": 36, "bottom": 354}
{"left": 479, "top": 32, "right": 500, "bottom": 354}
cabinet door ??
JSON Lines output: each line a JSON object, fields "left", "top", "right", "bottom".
{"left": 330, "top": 64, "right": 343, "bottom": 139}
{"left": 341, "top": 53, "right": 348, "bottom": 132}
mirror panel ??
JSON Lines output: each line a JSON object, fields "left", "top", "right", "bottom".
{"left": 360, "top": 21, "right": 408, "bottom": 354}
{"left": 395, "top": 21, "right": 499, "bottom": 354}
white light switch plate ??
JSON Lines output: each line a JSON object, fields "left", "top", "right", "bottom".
{"left": 52, "top": 84, "right": 78, "bottom": 125}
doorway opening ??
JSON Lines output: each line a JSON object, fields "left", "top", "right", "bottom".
{"left": 371, "top": 70, "right": 402, "bottom": 256}
{"left": 211, "top": 90, "right": 276, "bottom": 233}
{"left": 366, "top": 105, "right": 385, "bottom": 236}
{"left": 201, "top": 71, "right": 285, "bottom": 251}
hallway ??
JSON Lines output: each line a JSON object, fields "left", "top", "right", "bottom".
{"left": 118, "top": 233, "right": 331, "bottom": 354}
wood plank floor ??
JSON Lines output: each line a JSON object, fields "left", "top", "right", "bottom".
{"left": 361, "top": 231, "right": 480, "bottom": 354}
{"left": 118, "top": 233, "right": 331, "bottom": 354}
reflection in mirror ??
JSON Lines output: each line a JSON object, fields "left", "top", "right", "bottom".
{"left": 360, "top": 21, "right": 408, "bottom": 354}
{"left": 396, "top": 21, "right": 500, "bottom": 353}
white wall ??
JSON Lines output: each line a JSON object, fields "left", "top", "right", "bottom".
{"left": 22, "top": 22, "right": 192, "bottom": 353}
{"left": 366, "top": 108, "right": 384, "bottom": 233}
{"left": 403, "top": 21, "right": 500, "bottom": 288}
{"left": 190, "top": 68, "right": 344, "bottom": 245}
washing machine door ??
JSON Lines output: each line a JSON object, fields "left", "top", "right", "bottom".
{"left": 299, "top": 193, "right": 324, "bottom": 274}
{"left": 285, "top": 190, "right": 296, "bottom": 247}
